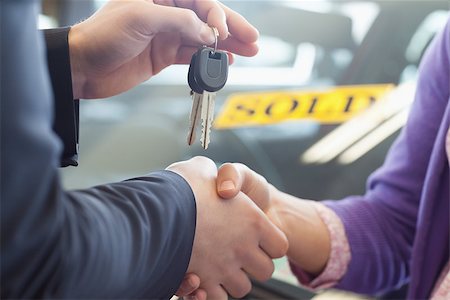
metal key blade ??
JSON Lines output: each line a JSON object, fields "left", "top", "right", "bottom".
{"left": 187, "top": 92, "right": 202, "bottom": 146}
{"left": 200, "top": 91, "right": 215, "bottom": 149}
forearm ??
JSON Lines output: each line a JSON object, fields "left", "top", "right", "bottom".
{"left": 61, "top": 171, "right": 196, "bottom": 298}
{"left": 270, "top": 187, "right": 330, "bottom": 275}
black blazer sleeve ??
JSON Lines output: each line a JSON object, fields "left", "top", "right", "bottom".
{"left": 44, "top": 27, "right": 79, "bottom": 167}
{"left": 0, "top": 1, "right": 196, "bottom": 299}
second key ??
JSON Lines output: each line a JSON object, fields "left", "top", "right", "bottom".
{"left": 187, "top": 46, "right": 229, "bottom": 149}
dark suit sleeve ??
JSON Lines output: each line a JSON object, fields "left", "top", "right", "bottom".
{"left": 44, "top": 27, "right": 79, "bottom": 167}
{"left": 0, "top": 1, "right": 196, "bottom": 299}
{"left": 60, "top": 172, "right": 197, "bottom": 298}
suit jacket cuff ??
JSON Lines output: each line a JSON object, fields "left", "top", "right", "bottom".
{"left": 44, "top": 27, "right": 79, "bottom": 167}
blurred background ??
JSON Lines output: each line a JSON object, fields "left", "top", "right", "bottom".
{"left": 40, "top": 1, "right": 449, "bottom": 299}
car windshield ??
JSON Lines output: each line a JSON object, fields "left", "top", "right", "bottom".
{"left": 44, "top": 0, "right": 449, "bottom": 298}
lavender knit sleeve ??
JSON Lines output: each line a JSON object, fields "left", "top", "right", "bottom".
{"left": 289, "top": 203, "right": 351, "bottom": 290}
{"left": 323, "top": 20, "right": 450, "bottom": 296}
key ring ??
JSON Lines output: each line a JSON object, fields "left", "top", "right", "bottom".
{"left": 211, "top": 27, "right": 219, "bottom": 54}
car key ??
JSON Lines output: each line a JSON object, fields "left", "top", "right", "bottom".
{"left": 186, "top": 29, "right": 229, "bottom": 149}
{"left": 194, "top": 46, "right": 228, "bottom": 149}
{"left": 187, "top": 51, "right": 202, "bottom": 146}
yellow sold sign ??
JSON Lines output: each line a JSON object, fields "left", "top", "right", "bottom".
{"left": 214, "top": 84, "right": 394, "bottom": 129}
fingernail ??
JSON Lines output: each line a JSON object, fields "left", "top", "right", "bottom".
{"left": 200, "top": 24, "right": 215, "bottom": 45}
{"left": 219, "top": 180, "right": 235, "bottom": 192}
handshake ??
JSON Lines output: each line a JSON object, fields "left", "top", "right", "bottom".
{"left": 167, "top": 157, "right": 288, "bottom": 300}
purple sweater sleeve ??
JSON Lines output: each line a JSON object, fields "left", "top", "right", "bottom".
{"left": 323, "top": 20, "right": 450, "bottom": 296}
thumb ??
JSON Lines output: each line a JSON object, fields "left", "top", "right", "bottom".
{"left": 216, "top": 163, "right": 241, "bottom": 199}
{"left": 141, "top": 4, "right": 215, "bottom": 45}
{"left": 217, "top": 163, "right": 271, "bottom": 211}
{"left": 175, "top": 273, "right": 200, "bottom": 296}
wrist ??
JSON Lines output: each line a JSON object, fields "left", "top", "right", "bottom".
{"left": 68, "top": 25, "right": 86, "bottom": 99}
{"left": 270, "top": 191, "right": 331, "bottom": 275}
{"left": 267, "top": 185, "right": 288, "bottom": 232}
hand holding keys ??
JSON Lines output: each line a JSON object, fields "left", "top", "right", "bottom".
{"left": 187, "top": 27, "right": 229, "bottom": 150}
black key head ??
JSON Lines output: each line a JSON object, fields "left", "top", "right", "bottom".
{"left": 194, "top": 47, "right": 229, "bottom": 92}
{"left": 187, "top": 51, "right": 203, "bottom": 94}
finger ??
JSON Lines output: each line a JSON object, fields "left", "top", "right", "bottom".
{"left": 196, "top": 289, "right": 207, "bottom": 300}
{"left": 175, "top": 31, "right": 257, "bottom": 59}
{"left": 218, "top": 36, "right": 259, "bottom": 57}
{"left": 172, "top": 0, "right": 259, "bottom": 45}
{"left": 206, "top": 5, "right": 228, "bottom": 40}
{"left": 173, "top": 0, "right": 229, "bottom": 38}
{"left": 174, "top": 46, "right": 235, "bottom": 65}
{"left": 141, "top": 4, "right": 215, "bottom": 45}
{"left": 218, "top": 1, "right": 259, "bottom": 43}
{"left": 221, "top": 270, "right": 252, "bottom": 299}
{"left": 202, "top": 284, "right": 227, "bottom": 300}
{"left": 175, "top": 273, "right": 201, "bottom": 296}
{"left": 184, "top": 288, "right": 207, "bottom": 300}
{"left": 226, "top": 52, "right": 234, "bottom": 65}
{"left": 258, "top": 209, "right": 289, "bottom": 259}
{"left": 240, "top": 248, "right": 275, "bottom": 282}
{"left": 217, "top": 163, "right": 270, "bottom": 210}
{"left": 153, "top": 0, "right": 176, "bottom": 6}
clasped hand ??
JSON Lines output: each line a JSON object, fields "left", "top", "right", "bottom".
{"left": 167, "top": 157, "right": 288, "bottom": 300}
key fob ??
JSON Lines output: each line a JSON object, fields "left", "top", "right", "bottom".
{"left": 194, "top": 47, "right": 228, "bottom": 92}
